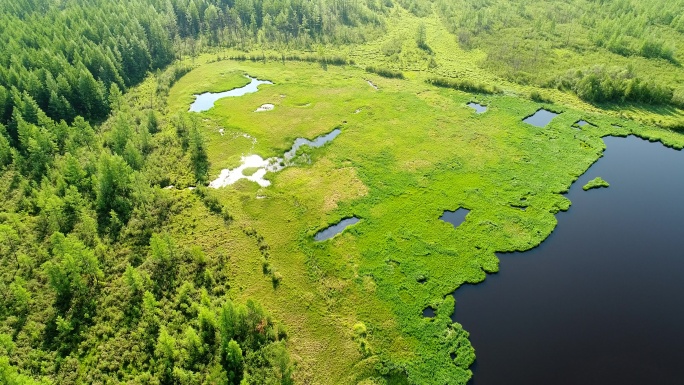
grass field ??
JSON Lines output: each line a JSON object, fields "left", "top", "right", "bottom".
{"left": 161, "top": 8, "right": 684, "bottom": 385}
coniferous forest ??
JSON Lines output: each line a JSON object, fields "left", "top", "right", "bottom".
{"left": 0, "top": 0, "right": 378, "bottom": 383}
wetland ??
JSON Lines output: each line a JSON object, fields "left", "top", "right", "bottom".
{"left": 189, "top": 75, "right": 272, "bottom": 112}
{"left": 454, "top": 136, "right": 684, "bottom": 385}
{"left": 6, "top": 2, "right": 684, "bottom": 385}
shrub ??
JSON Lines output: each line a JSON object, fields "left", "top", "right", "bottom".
{"left": 426, "top": 77, "right": 501, "bottom": 94}
{"left": 554, "top": 66, "right": 674, "bottom": 105}
{"left": 530, "top": 91, "right": 553, "bottom": 103}
{"left": 365, "top": 66, "right": 405, "bottom": 79}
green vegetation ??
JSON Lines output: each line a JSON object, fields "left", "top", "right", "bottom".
{"left": 426, "top": 77, "right": 501, "bottom": 95}
{"left": 583, "top": 177, "right": 610, "bottom": 191}
{"left": 365, "top": 66, "right": 406, "bottom": 79}
{"left": 1, "top": 1, "right": 684, "bottom": 385}
{"left": 553, "top": 66, "right": 674, "bottom": 105}
{"left": 435, "top": 0, "right": 684, "bottom": 109}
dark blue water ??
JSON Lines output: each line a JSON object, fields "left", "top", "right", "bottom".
{"left": 454, "top": 135, "right": 684, "bottom": 385}
{"left": 423, "top": 307, "right": 436, "bottom": 318}
{"left": 440, "top": 208, "right": 470, "bottom": 228}
{"left": 314, "top": 217, "right": 360, "bottom": 241}
{"left": 523, "top": 109, "right": 559, "bottom": 127}
{"left": 467, "top": 102, "right": 487, "bottom": 114}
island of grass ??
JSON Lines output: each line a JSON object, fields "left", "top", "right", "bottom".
{"left": 242, "top": 166, "right": 261, "bottom": 176}
{"left": 583, "top": 177, "right": 610, "bottom": 191}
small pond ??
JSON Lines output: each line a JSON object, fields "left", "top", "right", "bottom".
{"left": 453, "top": 135, "right": 684, "bottom": 385}
{"left": 189, "top": 76, "right": 273, "bottom": 112}
{"left": 440, "top": 208, "right": 470, "bottom": 228}
{"left": 314, "top": 217, "right": 360, "bottom": 241}
{"left": 423, "top": 307, "right": 436, "bottom": 318}
{"left": 575, "top": 120, "right": 591, "bottom": 127}
{"left": 209, "top": 128, "right": 342, "bottom": 188}
{"left": 467, "top": 102, "right": 487, "bottom": 114}
{"left": 522, "top": 109, "right": 559, "bottom": 128}
{"left": 283, "top": 129, "right": 342, "bottom": 160}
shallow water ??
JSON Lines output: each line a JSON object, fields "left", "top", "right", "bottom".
{"left": 314, "top": 217, "right": 360, "bottom": 241}
{"left": 440, "top": 208, "right": 470, "bottom": 228}
{"left": 189, "top": 76, "right": 273, "bottom": 112}
{"left": 209, "top": 128, "right": 342, "bottom": 188}
{"left": 283, "top": 129, "right": 341, "bottom": 160}
{"left": 576, "top": 120, "right": 590, "bottom": 127}
{"left": 453, "top": 135, "right": 684, "bottom": 385}
{"left": 467, "top": 102, "right": 487, "bottom": 114}
{"left": 523, "top": 109, "right": 559, "bottom": 127}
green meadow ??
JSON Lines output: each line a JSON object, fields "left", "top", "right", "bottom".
{"left": 164, "top": 50, "right": 684, "bottom": 383}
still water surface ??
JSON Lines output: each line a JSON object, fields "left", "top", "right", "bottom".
{"left": 523, "top": 109, "right": 558, "bottom": 127}
{"left": 314, "top": 217, "right": 360, "bottom": 241}
{"left": 467, "top": 102, "right": 487, "bottom": 114}
{"left": 440, "top": 208, "right": 470, "bottom": 228}
{"left": 454, "top": 135, "right": 684, "bottom": 385}
{"left": 189, "top": 76, "right": 272, "bottom": 112}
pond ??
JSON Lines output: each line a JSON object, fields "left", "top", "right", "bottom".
{"left": 467, "top": 102, "right": 487, "bottom": 114}
{"left": 283, "top": 129, "right": 341, "bottom": 160}
{"left": 453, "top": 135, "right": 684, "bottom": 385}
{"left": 189, "top": 76, "right": 273, "bottom": 112}
{"left": 440, "top": 208, "right": 470, "bottom": 228}
{"left": 522, "top": 109, "right": 559, "bottom": 128}
{"left": 314, "top": 217, "right": 360, "bottom": 241}
{"left": 209, "top": 128, "right": 342, "bottom": 188}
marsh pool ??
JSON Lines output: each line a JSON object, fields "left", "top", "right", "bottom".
{"left": 189, "top": 76, "right": 272, "bottom": 112}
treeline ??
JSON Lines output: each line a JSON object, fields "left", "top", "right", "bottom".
{"left": 226, "top": 53, "right": 353, "bottom": 66}
{"left": 0, "top": 0, "right": 383, "bottom": 127}
{"left": 433, "top": 0, "right": 684, "bottom": 97}
{"left": 365, "top": 66, "right": 405, "bottom": 79}
{"left": 168, "top": 0, "right": 385, "bottom": 46}
{"left": 552, "top": 66, "right": 676, "bottom": 106}
{"left": 436, "top": 0, "right": 683, "bottom": 62}
{"left": 0, "top": 0, "right": 175, "bottom": 124}
{"left": 426, "top": 77, "right": 501, "bottom": 95}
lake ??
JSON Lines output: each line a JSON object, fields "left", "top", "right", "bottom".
{"left": 453, "top": 135, "right": 684, "bottom": 385}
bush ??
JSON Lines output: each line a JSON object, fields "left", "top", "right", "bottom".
{"left": 365, "top": 66, "right": 405, "bottom": 79}
{"left": 426, "top": 77, "right": 501, "bottom": 94}
{"left": 672, "top": 89, "right": 684, "bottom": 109}
{"left": 555, "top": 66, "right": 674, "bottom": 106}
{"left": 530, "top": 91, "right": 553, "bottom": 103}
{"left": 193, "top": 186, "right": 225, "bottom": 216}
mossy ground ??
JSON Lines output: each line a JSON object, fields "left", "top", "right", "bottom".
{"left": 163, "top": 10, "right": 684, "bottom": 385}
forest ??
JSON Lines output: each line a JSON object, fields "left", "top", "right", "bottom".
{"left": 1, "top": 0, "right": 683, "bottom": 384}
{"left": 0, "top": 0, "right": 375, "bottom": 382}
